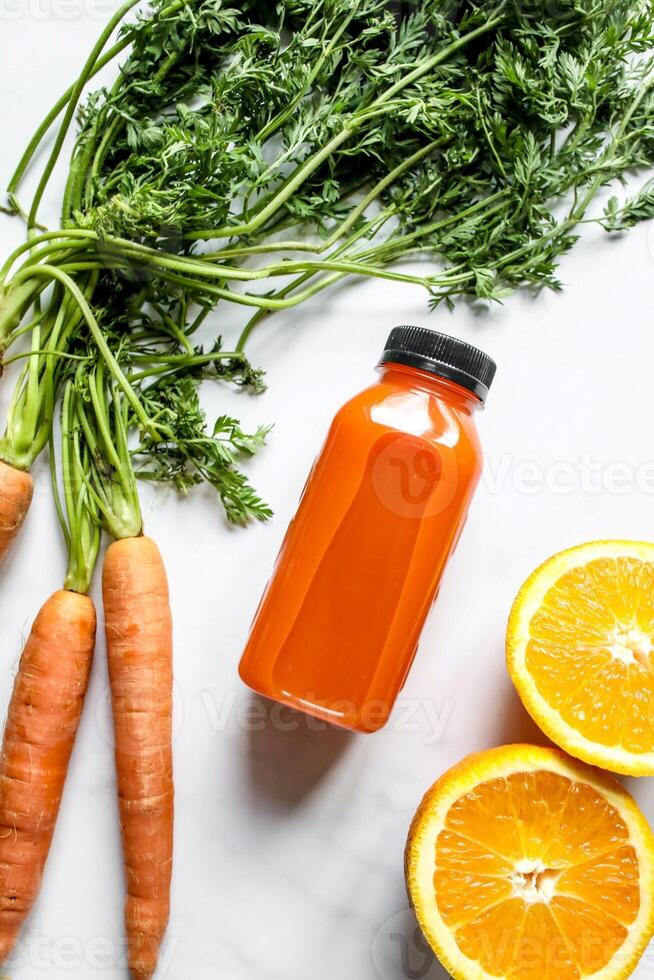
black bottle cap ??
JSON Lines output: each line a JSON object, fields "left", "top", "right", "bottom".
{"left": 380, "top": 325, "right": 497, "bottom": 403}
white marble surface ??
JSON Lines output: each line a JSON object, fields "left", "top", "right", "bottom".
{"left": 3, "top": 7, "right": 654, "bottom": 980}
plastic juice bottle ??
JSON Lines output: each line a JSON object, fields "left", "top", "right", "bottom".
{"left": 239, "top": 326, "right": 496, "bottom": 733}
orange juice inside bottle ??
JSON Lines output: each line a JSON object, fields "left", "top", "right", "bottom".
{"left": 239, "top": 326, "right": 496, "bottom": 733}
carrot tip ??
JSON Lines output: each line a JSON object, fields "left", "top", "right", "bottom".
{"left": 0, "top": 462, "right": 34, "bottom": 566}
{"left": 0, "top": 936, "right": 17, "bottom": 965}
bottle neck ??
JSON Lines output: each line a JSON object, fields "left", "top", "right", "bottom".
{"left": 377, "top": 361, "right": 483, "bottom": 413}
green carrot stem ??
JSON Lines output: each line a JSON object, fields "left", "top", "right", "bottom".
{"left": 10, "top": 263, "right": 155, "bottom": 435}
{"left": 28, "top": 0, "right": 143, "bottom": 231}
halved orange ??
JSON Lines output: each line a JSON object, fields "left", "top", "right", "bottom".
{"left": 507, "top": 541, "right": 654, "bottom": 776}
{"left": 405, "top": 744, "right": 654, "bottom": 980}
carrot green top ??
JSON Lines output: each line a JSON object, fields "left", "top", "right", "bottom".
{"left": 51, "top": 376, "right": 101, "bottom": 596}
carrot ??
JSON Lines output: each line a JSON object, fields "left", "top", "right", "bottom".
{"left": 103, "top": 535, "right": 173, "bottom": 980}
{"left": 0, "top": 461, "right": 33, "bottom": 566}
{"left": 0, "top": 589, "right": 95, "bottom": 960}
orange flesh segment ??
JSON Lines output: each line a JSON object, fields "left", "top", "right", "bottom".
{"left": 434, "top": 770, "right": 639, "bottom": 978}
{"left": 526, "top": 557, "right": 654, "bottom": 753}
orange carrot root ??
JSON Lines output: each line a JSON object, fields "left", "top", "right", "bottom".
{"left": 0, "top": 461, "right": 33, "bottom": 566}
{"left": 0, "top": 589, "right": 96, "bottom": 961}
{"left": 103, "top": 536, "right": 173, "bottom": 980}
